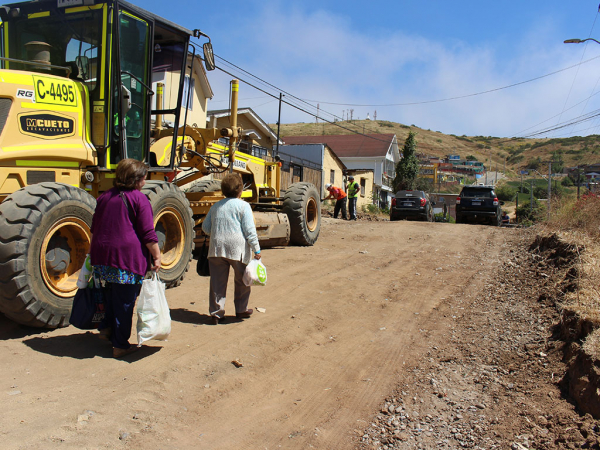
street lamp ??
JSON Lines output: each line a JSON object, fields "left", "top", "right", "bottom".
{"left": 564, "top": 38, "right": 600, "bottom": 45}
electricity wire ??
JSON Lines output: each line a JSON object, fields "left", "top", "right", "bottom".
{"left": 298, "top": 55, "right": 600, "bottom": 107}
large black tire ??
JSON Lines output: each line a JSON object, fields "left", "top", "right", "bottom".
{"left": 0, "top": 183, "right": 96, "bottom": 328}
{"left": 186, "top": 179, "right": 222, "bottom": 193}
{"left": 142, "top": 181, "right": 194, "bottom": 288}
{"left": 282, "top": 182, "right": 321, "bottom": 246}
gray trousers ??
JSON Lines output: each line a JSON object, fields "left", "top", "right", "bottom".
{"left": 208, "top": 257, "right": 251, "bottom": 318}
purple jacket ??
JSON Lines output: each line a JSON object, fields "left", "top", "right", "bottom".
{"left": 90, "top": 187, "right": 158, "bottom": 276}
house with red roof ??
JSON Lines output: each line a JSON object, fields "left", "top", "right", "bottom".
{"left": 281, "top": 133, "right": 400, "bottom": 207}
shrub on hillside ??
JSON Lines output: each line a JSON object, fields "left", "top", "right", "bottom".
{"left": 516, "top": 200, "right": 544, "bottom": 224}
{"left": 550, "top": 194, "right": 600, "bottom": 239}
{"left": 526, "top": 157, "right": 542, "bottom": 170}
{"left": 561, "top": 177, "right": 573, "bottom": 187}
{"left": 495, "top": 184, "right": 516, "bottom": 201}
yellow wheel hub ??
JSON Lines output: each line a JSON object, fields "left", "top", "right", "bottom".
{"left": 155, "top": 207, "right": 185, "bottom": 269}
{"left": 40, "top": 217, "right": 91, "bottom": 298}
{"left": 305, "top": 197, "right": 319, "bottom": 232}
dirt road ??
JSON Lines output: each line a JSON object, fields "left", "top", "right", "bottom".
{"left": 1, "top": 218, "right": 513, "bottom": 449}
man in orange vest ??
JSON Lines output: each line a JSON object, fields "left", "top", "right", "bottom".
{"left": 324, "top": 183, "right": 348, "bottom": 220}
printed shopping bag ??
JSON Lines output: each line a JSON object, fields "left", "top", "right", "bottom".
{"left": 70, "top": 278, "right": 105, "bottom": 330}
{"left": 243, "top": 259, "right": 267, "bottom": 287}
{"left": 137, "top": 273, "right": 171, "bottom": 345}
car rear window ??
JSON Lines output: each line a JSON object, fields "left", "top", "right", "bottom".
{"left": 461, "top": 188, "right": 494, "bottom": 198}
{"left": 395, "top": 190, "right": 425, "bottom": 198}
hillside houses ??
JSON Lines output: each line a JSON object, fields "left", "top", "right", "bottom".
{"left": 282, "top": 134, "right": 399, "bottom": 207}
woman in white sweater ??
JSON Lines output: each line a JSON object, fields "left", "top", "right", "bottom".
{"left": 202, "top": 173, "right": 261, "bottom": 324}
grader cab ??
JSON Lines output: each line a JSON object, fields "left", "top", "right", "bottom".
{"left": 0, "top": 0, "right": 321, "bottom": 328}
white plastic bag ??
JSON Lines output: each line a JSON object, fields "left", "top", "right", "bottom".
{"left": 76, "top": 254, "right": 92, "bottom": 289}
{"left": 136, "top": 273, "right": 171, "bottom": 345}
{"left": 243, "top": 259, "right": 267, "bottom": 286}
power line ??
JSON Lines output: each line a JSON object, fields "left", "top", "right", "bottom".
{"left": 212, "top": 61, "right": 394, "bottom": 144}
{"left": 519, "top": 108, "right": 600, "bottom": 139}
{"left": 513, "top": 89, "right": 600, "bottom": 136}
{"left": 299, "top": 54, "right": 600, "bottom": 107}
{"left": 213, "top": 52, "right": 395, "bottom": 140}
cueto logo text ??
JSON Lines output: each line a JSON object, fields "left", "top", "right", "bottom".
{"left": 25, "top": 118, "right": 72, "bottom": 130}
{"left": 18, "top": 112, "right": 76, "bottom": 139}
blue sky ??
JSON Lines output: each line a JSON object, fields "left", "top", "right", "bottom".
{"left": 129, "top": 0, "right": 600, "bottom": 138}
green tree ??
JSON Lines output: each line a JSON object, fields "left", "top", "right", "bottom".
{"left": 551, "top": 150, "right": 564, "bottom": 173}
{"left": 393, "top": 131, "right": 420, "bottom": 191}
{"left": 466, "top": 155, "right": 478, "bottom": 161}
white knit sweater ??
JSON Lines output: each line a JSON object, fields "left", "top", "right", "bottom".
{"left": 201, "top": 198, "right": 260, "bottom": 265}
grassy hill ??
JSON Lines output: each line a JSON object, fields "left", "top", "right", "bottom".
{"left": 272, "top": 119, "right": 600, "bottom": 179}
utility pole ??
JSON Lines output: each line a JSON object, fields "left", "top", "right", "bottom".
{"left": 520, "top": 171, "right": 523, "bottom": 193}
{"left": 485, "top": 159, "right": 488, "bottom": 185}
{"left": 316, "top": 104, "right": 319, "bottom": 124}
{"left": 577, "top": 165, "right": 581, "bottom": 200}
{"left": 530, "top": 179, "right": 534, "bottom": 217}
{"left": 275, "top": 93, "right": 283, "bottom": 158}
{"left": 494, "top": 159, "right": 498, "bottom": 185}
{"left": 547, "top": 161, "right": 552, "bottom": 220}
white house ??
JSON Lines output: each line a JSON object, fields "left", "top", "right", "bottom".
{"left": 283, "top": 134, "right": 400, "bottom": 206}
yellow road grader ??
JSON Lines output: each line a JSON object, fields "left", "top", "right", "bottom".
{"left": 0, "top": 0, "right": 321, "bottom": 327}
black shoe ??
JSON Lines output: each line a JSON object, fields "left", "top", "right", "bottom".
{"left": 236, "top": 309, "right": 254, "bottom": 319}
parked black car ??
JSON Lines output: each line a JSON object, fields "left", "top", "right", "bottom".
{"left": 455, "top": 185, "right": 503, "bottom": 226}
{"left": 390, "top": 190, "right": 435, "bottom": 222}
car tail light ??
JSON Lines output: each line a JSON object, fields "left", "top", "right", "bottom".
{"left": 420, "top": 198, "right": 426, "bottom": 207}
{"left": 391, "top": 198, "right": 396, "bottom": 206}
{"left": 456, "top": 197, "right": 461, "bottom": 205}
{"left": 493, "top": 197, "right": 499, "bottom": 206}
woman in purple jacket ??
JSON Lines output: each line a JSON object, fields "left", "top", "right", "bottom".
{"left": 90, "top": 159, "right": 161, "bottom": 358}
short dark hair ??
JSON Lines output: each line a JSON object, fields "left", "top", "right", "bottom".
{"left": 221, "top": 173, "right": 243, "bottom": 198}
{"left": 114, "top": 159, "right": 148, "bottom": 190}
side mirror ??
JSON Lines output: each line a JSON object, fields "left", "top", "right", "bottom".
{"left": 203, "top": 42, "right": 215, "bottom": 71}
{"left": 75, "top": 56, "right": 89, "bottom": 79}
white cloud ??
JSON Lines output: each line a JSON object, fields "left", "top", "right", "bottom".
{"left": 206, "top": 2, "right": 600, "bottom": 137}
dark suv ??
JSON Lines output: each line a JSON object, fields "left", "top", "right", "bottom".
{"left": 390, "top": 190, "right": 435, "bottom": 222}
{"left": 455, "top": 185, "right": 503, "bottom": 226}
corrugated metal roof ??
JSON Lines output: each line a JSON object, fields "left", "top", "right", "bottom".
{"left": 283, "top": 134, "right": 395, "bottom": 158}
